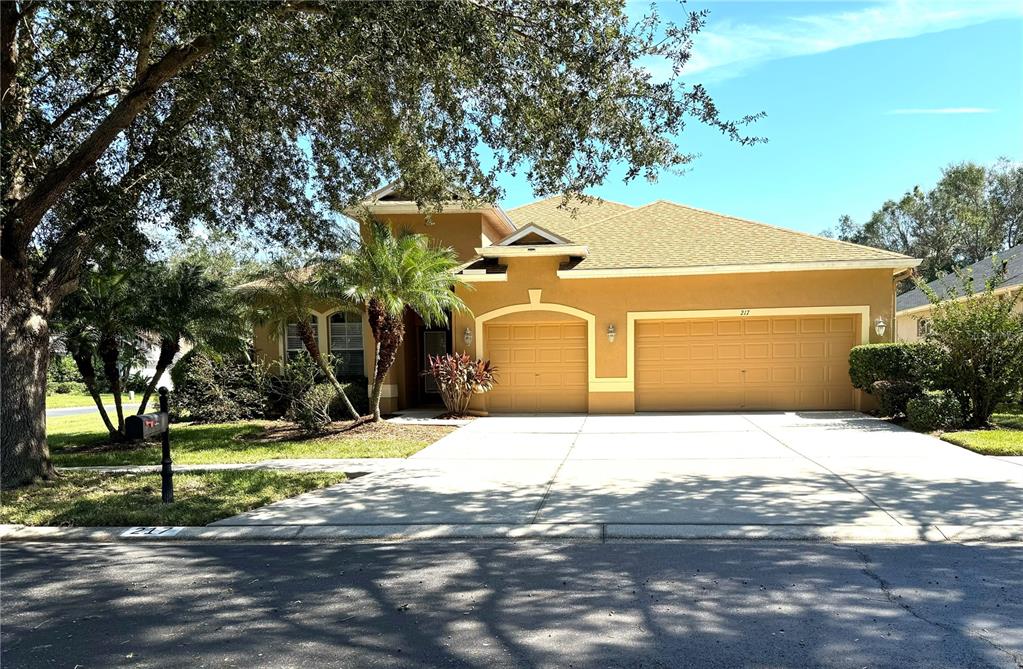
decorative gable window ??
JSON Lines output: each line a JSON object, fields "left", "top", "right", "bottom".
{"left": 917, "top": 318, "right": 931, "bottom": 338}
{"left": 330, "top": 312, "right": 365, "bottom": 378}
{"left": 285, "top": 316, "right": 319, "bottom": 360}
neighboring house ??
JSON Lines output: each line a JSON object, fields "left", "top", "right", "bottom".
{"left": 895, "top": 244, "right": 1023, "bottom": 342}
{"left": 253, "top": 184, "right": 919, "bottom": 414}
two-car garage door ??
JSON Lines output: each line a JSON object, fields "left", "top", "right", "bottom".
{"left": 635, "top": 315, "right": 857, "bottom": 411}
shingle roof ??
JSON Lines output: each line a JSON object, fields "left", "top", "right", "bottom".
{"left": 896, "top": 244, "right": 1023, "bottom": 312}
{"left": 545, "top": 200, "right": 913, "bottom": 271}
{"left": 506, "top": 196, "right": 633, "bottom": 234}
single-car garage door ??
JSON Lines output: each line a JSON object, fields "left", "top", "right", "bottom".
{"left": 635, "top": 315, "right": 857, "bottom": 411}
{"left": 485, "top": 317, "right": 588, "bottom": 413}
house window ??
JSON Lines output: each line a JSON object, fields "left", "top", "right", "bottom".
{"left": 285, "top": 315, "right": 318, "bottom": 360}
{"left": 917, "top": 318, "right": 931, "bottom": 338}
{"left": 330, "top": 312, "right": 365, "bottom": 378}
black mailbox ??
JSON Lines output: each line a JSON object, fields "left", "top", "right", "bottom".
{"left": 126, "top": 412, "right": 169, "bottom": 440}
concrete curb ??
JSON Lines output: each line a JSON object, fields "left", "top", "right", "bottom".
{"left": 3, "top": 523, "right": 1021, "bottom": 544}
{"left": 59, "top": 458, "right": 406, "bottom": 474}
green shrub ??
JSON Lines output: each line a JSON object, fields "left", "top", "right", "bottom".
{"left": 870, "top": 380, "right": 922, "bottom": 418}
{"left": 920, "top": 270, "right": 1023, "bottom": 428}
{"left": 124, "top": 370, "right": 150, "bottom": 393}
{"left": 170, "top": 350, "right": 269, "bottom": 423}
{"left": 325, "top": 379, "right": 368, "bottom": 418}
{"left": 906, "top": 391, "right": 964, "bottom": 432}
{"left": 266, "top": 355, "right": 333, "bottom": 432}
{"left": 292, "top": 383, "right": 334, "bottom": 433}
{"left": 49, "top": 381, "right": 87, "bottom": 395}
{"left": 48, "top": 354, "right": 82, "bottom": 383}
{"left": 848, "top": 342, "right": 930, "bottom": 392}
{"left": 265, "top": 354, "right": 369, "bottom": 430}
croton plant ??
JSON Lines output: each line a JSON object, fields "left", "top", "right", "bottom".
{"left": 426, "top": 354, "right": 497, "bottom": 416}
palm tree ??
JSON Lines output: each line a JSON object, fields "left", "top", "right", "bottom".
{"left": 54, "top": 265, "right": 146, "bottom": 438}
{"left": 135, "top": 261, "right": 249, "bottom": 414}
{"left": 322, "top": 220, "right": 468, "bottom": 421}
{"left": 238, "top": 259, "right": 361, "bottom": 420}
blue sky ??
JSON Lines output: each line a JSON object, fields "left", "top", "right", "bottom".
{"left": 496, "top": 1, "right": 1023, "bottom": 235}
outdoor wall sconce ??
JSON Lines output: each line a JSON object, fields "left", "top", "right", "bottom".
{"left": 463, "top": 327, "right": 473, "bottom": 346}
{"left": 607, "top": 323, "right": 616, "bottom": 343}
{"left": 874, "top": 316, "right": 887, "bottom": 337}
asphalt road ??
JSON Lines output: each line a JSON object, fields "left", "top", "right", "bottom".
{"left": 2, "top": 541, "right": 1021, "bottom": 668}
{"left": 46, "top": 403, "right": 139, "bottom": 418}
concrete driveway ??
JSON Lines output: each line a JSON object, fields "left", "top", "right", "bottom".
{"left": 216, "top": 412, "right": 1023, "bottom": 537}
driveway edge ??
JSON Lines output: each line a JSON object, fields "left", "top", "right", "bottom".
{"left": 3, "top": 523, "right": 1021, "bottom": 544}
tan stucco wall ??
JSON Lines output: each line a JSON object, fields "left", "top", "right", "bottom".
{"left": 369, "top": 212, "right": 489, "bottom": 262}
{"left": 450, "top": 257, "right": 897, "bottom": 414}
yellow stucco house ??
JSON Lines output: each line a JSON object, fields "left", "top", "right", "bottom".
{"left": 253, "top": 185, "right": 920, "bottom": 415}
{"left": 895, "top": 244, "right": 1023, "bottom": 343}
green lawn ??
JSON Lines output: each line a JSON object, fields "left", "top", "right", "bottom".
{"left": 48, "top": 412, "right": 452, "bottom": 467}
{"left": 941, "top": 406, "right": 1023, "bottom": 456}
{"left": 45, "top": 391, "right": 130, "bottom": 409}
{"left": 0, "top": 470, "right": 346, "bottom": 526}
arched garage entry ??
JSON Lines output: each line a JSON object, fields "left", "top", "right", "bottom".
{"left": 483, "top": 310, "right": 588, "bottom": 413}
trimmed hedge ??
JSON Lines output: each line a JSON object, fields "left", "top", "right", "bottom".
{"left": 849, "top": 342, "right": 930, "bottom": 392}
{"left": 906, "top": 391, "right": 964, "bottom": 432}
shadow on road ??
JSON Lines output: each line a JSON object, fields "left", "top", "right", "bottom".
{"left": 2, "top": 541, "right": 1020, "bottom": 668}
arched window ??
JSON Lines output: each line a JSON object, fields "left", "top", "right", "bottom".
{"left": 330, "top": 312, "right": 365, "bottom": 377}
{"left": 285, "top": 315, "right": 318, "bottom": 360}
{"left": 916, "top": 318, "right": 931, "bottom": 338}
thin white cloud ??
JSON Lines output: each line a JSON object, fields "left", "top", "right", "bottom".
{"left": 886, "top": 107, "right": 997, "bottom": 114}
{"left": 670, "top": 0, "right": 1023, "bottom": 82}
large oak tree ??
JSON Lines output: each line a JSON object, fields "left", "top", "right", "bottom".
{"left": 1, "top": 0, "right": 761, "bottom": 487}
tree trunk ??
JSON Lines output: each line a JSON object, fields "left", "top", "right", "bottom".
{"left": 297, "top": 321, "right": 359, "bottom": 420}
{"left": 69, "top": 337, "right": 119, "bottom": 437}
{"left": 98, "top": 334, "right": 125, "bottom": 434}
{"left": 0, "top": 298, "right": 55, "bottom": 488}
{"left": 138, "top": 338, "right": 179, "bottom": 414}
{"left": 366, "top": 300, "right": 404, "bottom": 422}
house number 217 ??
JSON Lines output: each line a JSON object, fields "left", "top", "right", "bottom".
{"left": 738, "top": 309, "right": 751, "bottom": 316}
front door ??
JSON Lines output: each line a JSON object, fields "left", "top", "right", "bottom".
{"left": 422, "top": 329, "right": 448, "bottom": 397}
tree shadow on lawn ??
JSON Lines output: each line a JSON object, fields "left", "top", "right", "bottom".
{"left": 2, "top": 541, "right": 1020, "bottom": 668}
{"left": 49, "top": 422, "right": 264, "bottom": 456}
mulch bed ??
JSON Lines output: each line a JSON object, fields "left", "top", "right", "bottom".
{"left": 244, "top": 420, "right": 455, "bottom": 444}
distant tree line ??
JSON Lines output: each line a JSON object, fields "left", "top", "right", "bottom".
{"left": 823, "top": 159, "right": 1023, "bottom": 290}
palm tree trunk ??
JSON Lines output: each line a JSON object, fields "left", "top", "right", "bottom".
{"left": 98, "top": 333, "right": 125, "bottom": 435}
{"left": 366, "top": 303, "right": 404, "bottom": 422}
{"left": 297, "top": 321, "right": 359, "bottom": 420}
{"left": 138, "top": 338, "right": 179, "bottom": 414}
{"left": 69, "top": 339, "right": 119, "bottom": 437}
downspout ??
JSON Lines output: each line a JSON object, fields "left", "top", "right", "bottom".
{"left": 892, "top": 268, "right": 914, "bottom": 342}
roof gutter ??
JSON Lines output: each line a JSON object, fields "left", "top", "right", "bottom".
{"left": 556, "top": 258, "right": 921, "bottom": 280}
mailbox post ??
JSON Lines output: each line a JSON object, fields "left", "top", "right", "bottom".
{"left": 158, "top": 387, "right": 173, "bottom": 503}
{"left": 125, "top": 387, "right": 173, "bottom": 503}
